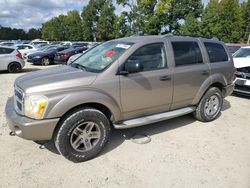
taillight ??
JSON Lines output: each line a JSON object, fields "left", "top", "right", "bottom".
{"left": 63, "top": 54, "right": 70, "bottom": 59}
{"left": 16, "top": 50, "right": 22, "bottom": 59}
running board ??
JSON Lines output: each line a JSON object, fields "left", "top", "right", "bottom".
{"left": 114, "top": 107, "right": 195, "bottom": 129}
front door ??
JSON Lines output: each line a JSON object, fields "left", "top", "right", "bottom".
{"left": 120, "top": 43, "right": 173, "bottom": 120}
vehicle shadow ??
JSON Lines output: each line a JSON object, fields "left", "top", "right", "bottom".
{"left": 0, "top": 68, "right": 41, "bottom": 74}
{"left": 35, "top": 100, "right": 231, "bottom": 158}
{"left": 221, "top": 99, "right": 231, "bottom": 111}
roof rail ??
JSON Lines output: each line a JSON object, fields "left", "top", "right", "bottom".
{"left": 162, "top": 34, "right": 219, "bottom": 40}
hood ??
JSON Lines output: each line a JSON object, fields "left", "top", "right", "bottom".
{"left": 233, "top": 57, "right": 250, "bottom": 68}
{"left": 30, "top": 50, "right": 55, "bottom": 57}
{"left": 15, "top": 66, "right": 97, "bottom": 94}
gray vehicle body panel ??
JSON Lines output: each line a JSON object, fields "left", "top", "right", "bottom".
{"left": 5, "top": 35, "right": 234, "bottom": 140}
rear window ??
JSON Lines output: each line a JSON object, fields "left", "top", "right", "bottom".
{"left": 204, "top": 42, "right": 228, "bottom": 63}
{"left": 0, "top": 47, "right": 14, "bottom": 54}
{"left": 172, "top": 41, "right": 203, "bottom": 66}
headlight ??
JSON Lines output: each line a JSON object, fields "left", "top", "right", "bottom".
{"left": 24, "top": 95, "right": 48, "bottom": 119}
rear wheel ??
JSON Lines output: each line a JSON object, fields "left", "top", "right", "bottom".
{"left": 8, "top": 62, "right": 22, "bottom": 73}
{"left": 193, "top": 87, "right": 223, "bottom": 122}
{"left": 54, "top": 107, "right": 111, "bottom": 162}
{"left": 41, "top": 57, "right": 50, "bottom": 66}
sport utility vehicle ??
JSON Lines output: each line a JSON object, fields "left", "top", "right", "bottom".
{"left": 5, "top": 35, "right": 235, "bottom": 162}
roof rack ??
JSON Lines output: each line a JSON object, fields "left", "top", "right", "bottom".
{"left": 162, "top": 34, "right": 219, "bottom": 40}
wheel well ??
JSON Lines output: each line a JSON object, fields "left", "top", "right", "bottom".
{"left": 210, "top": 82, "right": 224, "bottom": 92}
{"left": 61, "top": 103, "right": 113, "bottom": 121}
{"left": 8, "top": 61, "right": 21, "bottom": 67}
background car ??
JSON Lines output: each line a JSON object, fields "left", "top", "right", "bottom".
{"left": 54, "top": 46, "right": 88, "bottom": 64}
{"left": 0, "top": 46, "right": 25, "bottom": 73}
{"left": 0, "top": 41, "right": 15, "bottom": 46}
{"left": 233, "top": 46, "right": 250, "bottom": 95}
{"left": 15, "top": 44, "right": 37, "bottom": 57}
{"left": 27, "top": 46, "right": 69, "bottom": 65}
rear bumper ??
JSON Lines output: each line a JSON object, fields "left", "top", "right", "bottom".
{"left": 5, "top": 97, "right": 60, "bottom": 141}
{"left": 223, "top": 83, "right": 235, "bottom": 97}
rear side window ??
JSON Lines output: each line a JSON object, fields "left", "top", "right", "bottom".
{"left": 0, "top": 47, "right": 14, "bottom": 54}
{"left": 204, "top": 42, "right": 228, "bottom": 63}
{"left": 172, "top": 42, "right": 203, "bottom": 66}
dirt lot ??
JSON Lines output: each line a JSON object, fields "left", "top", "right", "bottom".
{"left": 0, "top": 63, "right": 250, "bottom": 188}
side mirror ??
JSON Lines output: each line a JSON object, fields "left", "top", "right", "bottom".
{"left": 123, "top": 60, "right": 143, "bottom": 74}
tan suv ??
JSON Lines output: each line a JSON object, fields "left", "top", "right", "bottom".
{"left": 5, "top": 35, "right": 235, "bottom": 162}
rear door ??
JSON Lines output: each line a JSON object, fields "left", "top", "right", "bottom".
{"left": 120, "top": 42, "right": 173, "bottom": 120}
{"left": 169, "top": 39, "right": 210, "bottom": 109}
{"left": 0, "top": 47, "right": 14, "bottom": 70}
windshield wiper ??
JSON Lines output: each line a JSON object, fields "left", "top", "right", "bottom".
{"left": 71, "top": 63, "right": 88, "bottom": 71}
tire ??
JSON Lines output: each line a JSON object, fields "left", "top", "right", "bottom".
{"left": 193, "top": 87, "right": 223, "bottom": 122}
{"left": 54, "top": 107, "right": 111, "bottom": 162}
{"left": 8, "top": 62, "right": 22, "bottom": 73}
{"left": 41, "top": 57, "right": 50, "bottom": 66}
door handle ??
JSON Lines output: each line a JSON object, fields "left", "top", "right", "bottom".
{"left": 160, "top": 75, "right": 171, "bottom": 81}
{"left": 201, "top": 70, "right": 209, "bottom": 76}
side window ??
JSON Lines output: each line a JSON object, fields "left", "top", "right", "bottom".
{"left": 172, "top": 41, "right": 203, "bottom": 66}
{"left": 0, "top": 47, "right": 4, "bottom": 54}
{"left": 204, "top": 42, "right": 228, "bottom": 63}
{"left": 0, "top": 47, "right": 14, "bottom": 54}
{"left": 127, "top": 43, "right": 167, "bottom": 72}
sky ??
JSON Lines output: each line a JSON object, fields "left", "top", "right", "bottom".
{"left": 0, "top": 0, "right": 229, "bottom": 30}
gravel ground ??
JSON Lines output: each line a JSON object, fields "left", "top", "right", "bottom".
{"left": 0, "top": 63, "right": 250, "bottom": 188}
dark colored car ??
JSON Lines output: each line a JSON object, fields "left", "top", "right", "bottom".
{"left": 27, "top": 46, "right": 69, "bottom": 65}
{"left": 54, "top": 46, "right": 88, "bottom": 64}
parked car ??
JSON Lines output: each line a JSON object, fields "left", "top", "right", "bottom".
{"left": 54, "top": 46, "right": 88, "bottom": 64}
{"left": 0, "top": 41, "right": 15, "bottom": 46}
{"left": 27, "top": 46, "right": 69, "bottom": 65}
{"left": 0, "top": 46, "right": 25, "bottom": 73}
{"left": 233, "top": 46, "right": 250, "bottom": 95}
{"left": 15, "top": 44, "right": 37, "bottom": 57}
{"left": 5, "top": 35, "right": 235, "bottom": 162}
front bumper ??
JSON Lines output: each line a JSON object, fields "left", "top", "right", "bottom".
{"left": 5, "top": 97, "right": 60, "bottom": 141}
{"left": 233, "top": 78, "right": 250, "bottom": 96}
{"left": 223, "top": 83, "right": 235, "bottom": 97}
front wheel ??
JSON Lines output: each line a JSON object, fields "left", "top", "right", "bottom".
{"left": 54, "top": 107, "right": 111, "bottom": 162}
{"left": 41, "top": 57, "right": 50, "bottom": 66}
{"left": 193, "top": 87, "right": 223, "bottom": 122}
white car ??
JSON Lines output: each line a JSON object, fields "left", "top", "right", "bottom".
{"left": 15, "top": 44, "right": 37, "bottom": 58}
{"left": 0, "top": 46, "right": 25, "bottom": 73}
{"left": 233, "top": 46, "right": 250, "bottom": 95}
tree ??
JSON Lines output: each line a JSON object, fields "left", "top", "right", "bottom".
{"left": 96, "top": 0, "right": 116, "bottom": 41}
{"left": 201, "top": 0, "right": 221, "bottom": 38}
{"left": 114, "top": 12, "right": 130, "bottom": 38}
{"left": 64, "top": 11, "right": 83, "bottom": 41}
{"left": 240, "top": 0, "right": 250, "bottom": 42}
{"left": 158, "top": 0, "right": 203, "bottom": 33}
{"left": 218, "top": 0, "right": 243, "bottom": 43}
{"left": 27, "top": 28, "right": 42, "bottom": 40}
{"left": 179, "top": 14, "right": 201, "bottom": 36}
{"left": 81, "top": 0, "right": 116, "bottom": 41}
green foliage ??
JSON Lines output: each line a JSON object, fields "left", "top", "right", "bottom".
{"left": 0, "top": 26, "right": 41, "bottom": 40}
{"left": 179, "top": 14, "right": 201, "bottom": 36}
{"left": 81, "top": 0, "right": 116, "bottom": 41}
{"left": 2, "top": 0, "right": 250, "bottom": 43}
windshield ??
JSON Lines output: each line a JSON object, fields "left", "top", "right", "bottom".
{"left": 71, "top": 41, "right": 133, "bottom": 72}
{"left": 234, "top": 48, "right": 250, "bottom": 58}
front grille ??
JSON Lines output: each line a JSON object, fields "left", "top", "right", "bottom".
{"left": 235, "top": 85, "right": 250, "bottom": 92}
{"left": 14, "top": 86, "right": 24, "bottom": 115}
